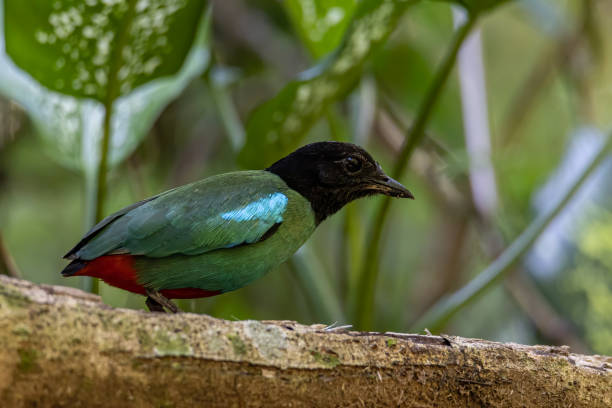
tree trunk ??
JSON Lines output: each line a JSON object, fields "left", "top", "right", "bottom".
{"left": 0, "top": 275, "right": 610, "bottom": 407}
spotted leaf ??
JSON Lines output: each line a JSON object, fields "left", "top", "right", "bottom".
{"left": 0, "top": 0, "right": 210, "bottom": 173}
{"left": 238, "top": 0, "right": 414, "bottom": 168}
{"left": 284, "top": 0, "right": 357, "bottom": 59}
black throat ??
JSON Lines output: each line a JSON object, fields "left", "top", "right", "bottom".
{"left": 266, "top": 160, "right": 368, "bottom": 225}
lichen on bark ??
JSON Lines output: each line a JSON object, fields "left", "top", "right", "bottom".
{"left": 0, "top": 275, "right": 610, "bottom": 407}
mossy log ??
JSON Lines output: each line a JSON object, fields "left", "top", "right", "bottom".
{"left": 0, "top": 275, "right": 610, "bottom": 407}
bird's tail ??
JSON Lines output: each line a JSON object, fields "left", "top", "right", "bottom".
{"left": 61, "top": 259, "right": 88, "bottom": 276}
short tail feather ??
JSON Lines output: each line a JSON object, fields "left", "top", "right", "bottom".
{"left": 61, "top": 255, "right": 222, "bottom": 299}
{"left": 61, "top": 259, "right": 88, "bottom": 276}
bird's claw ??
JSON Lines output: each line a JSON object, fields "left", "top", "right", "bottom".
{"left": 145, "top": 288, "right": 180, "bottom": 313}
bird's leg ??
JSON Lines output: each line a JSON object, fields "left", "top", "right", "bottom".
{"left": 145, "top": 296, "right": 166, "bottom": 313}
{"left": 145, "top": 288, "right": 180, "bottom": 313}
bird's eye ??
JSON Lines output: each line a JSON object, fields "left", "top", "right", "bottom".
{"left": 344, "top": 156, "right": 362, "bottom": 174}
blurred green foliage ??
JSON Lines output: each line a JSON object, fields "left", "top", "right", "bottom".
{"left": 0, "top": 0, "right": 211, "bottom": 240}
{"left": 1, "top": 0, "right": 611, "bottom": 356}
{"left": 435, "top": 0, "right": 513, "bottom": 14}
{"left": 552, "top": 208, "right": 612, "bottom": 355}
{"left": 284, "top": 0, "right": 357, "bottom": 59}
{"left": 238, "top": 0, "right": 414, "bottom": 168}
{"left": 1, "top": 0, "right": 209, "bottom": 170}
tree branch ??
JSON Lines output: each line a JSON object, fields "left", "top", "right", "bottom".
{"left": 1, "top": 275, "right": 610, "bottom": 407}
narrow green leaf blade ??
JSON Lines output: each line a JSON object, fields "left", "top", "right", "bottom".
{"left": 412, "top": 131, "right": 612, "bottom": 333}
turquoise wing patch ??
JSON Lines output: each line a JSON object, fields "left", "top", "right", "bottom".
{"left": 218, "top": 192, "right": 287, "bottom": 249}
{"left": 220, "top": 192, "right": 287, "bottom": 223}
{"left": 123, "top": 172, "right": 290, "bottom": 257}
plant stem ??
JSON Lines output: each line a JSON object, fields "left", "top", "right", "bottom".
{"left": 412, "top": 134, "right": 612, "bottom": 332}
{"left": 88, "top": 0, "right": 138, "bottom": 295}
{"left": 341, "top": 203, "right": 362, "bottom": 306}
{"left": 353, "top": 15, "right": 479, "bottom": 330}
{"left": 89, "top": 106, "right": 112, "bottom": 295}
{"left": 96, "top": 104, "right": 112, "bottom": 223}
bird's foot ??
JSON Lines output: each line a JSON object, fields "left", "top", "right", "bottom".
{"left": 145, "top": 288, "right": 180, "bottom": 313}
{"left": 145, "top": 296, "right": 167, "bottom": 313}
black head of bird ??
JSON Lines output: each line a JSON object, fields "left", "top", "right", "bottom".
{"left": 267, "top": 141, "right": 414, "bottom": 223}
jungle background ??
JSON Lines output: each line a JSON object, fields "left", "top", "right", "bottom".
{"left": 0, "top": 0, "right": 611, "bottom": 357}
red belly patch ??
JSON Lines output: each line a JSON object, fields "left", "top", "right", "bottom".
{"left": 72, "top": 255, "right": 221, "bottom": 299}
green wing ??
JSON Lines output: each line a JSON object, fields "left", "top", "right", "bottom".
{"left": 68, "top": 171, "right": 291, "bottom": 260}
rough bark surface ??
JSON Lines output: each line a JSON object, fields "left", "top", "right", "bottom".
{"left": 0, "top": 275, "right": 610, "bottom": 407}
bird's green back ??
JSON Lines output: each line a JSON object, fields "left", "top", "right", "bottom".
{"left": 72, "top": 170, "right": 316, "bottom": 293}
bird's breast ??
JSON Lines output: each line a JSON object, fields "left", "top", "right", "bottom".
{"left": 134, "top": 189, "right": 316, "bottom": 293}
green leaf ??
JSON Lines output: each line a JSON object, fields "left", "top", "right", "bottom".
{"left": 284, "top": 0, "right": 357, "bottom": 59}
{"left": 5, "top": 0, "right": 205, "bottom": 102}
{"left": 0, "top": 0, "right": 210, "bottom": 173}
{"left": 238, "top": 0, "right": 414, "bottom": 169}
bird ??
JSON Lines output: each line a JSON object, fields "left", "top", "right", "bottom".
{"left": 62, "top": 142, "right": 414, "bottom": 312}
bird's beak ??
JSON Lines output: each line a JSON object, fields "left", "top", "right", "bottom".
{"left": 368, "top": 168, "right": 415, "bottom": 199}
